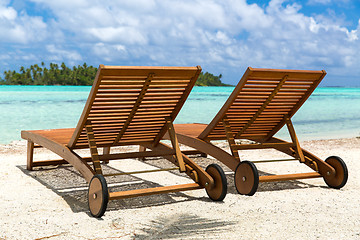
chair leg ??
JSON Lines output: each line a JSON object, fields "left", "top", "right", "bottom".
{"left": 139, "top": 145, "right": 146, "bottom": 160}
{"left": 27, "top": 141, "right": 34, "bottom": 171}
{"left": 103, "top": 147, "right": 110, "bottom": 164}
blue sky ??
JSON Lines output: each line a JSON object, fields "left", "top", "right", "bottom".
{"left": 1, "top": 0, "right": 360, "bottom": 86}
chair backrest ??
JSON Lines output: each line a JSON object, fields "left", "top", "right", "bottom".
{"left": 68, "top": 65, "right": 201, "bottom": 149}
{"left": 198, "top": 67, "right": 326, "bottom": 142}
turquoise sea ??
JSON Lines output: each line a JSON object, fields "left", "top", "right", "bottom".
{"left": 1, "top": 85, "right": 360, "bottom": 144}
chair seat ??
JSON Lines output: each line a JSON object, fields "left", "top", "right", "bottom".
{"left": 174, "top": 123, "right": 207, "bottom": 138}
{"left": 25, "top": 128, "right": 75, "bottom": 146}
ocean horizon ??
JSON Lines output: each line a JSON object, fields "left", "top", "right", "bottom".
{"left": 1, "top": 85, "right": 360, "bottom": 145}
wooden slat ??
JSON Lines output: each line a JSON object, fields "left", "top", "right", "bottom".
{"left": 108, "top": 183, "right": 202, "bottom": 200}
{"left": 97, "top": 88, "right": 186, "bottom": 94}
{"left": 85, "top": 121, "right": 103, "bottom": 174}
{"left": 259, "top": 172, "right": 321, "bottom": 182}
{"left": 147, "top": 84, "right": 188, "bottom": 88}
{"left": 285, "top": 117, "right": 305, "bottom": 163}
{"left": 100, "top": 80, "right": 146, "bottom": 85}
{"left": 103, "top": 167, "right": 180, "bottom": 177}
{"left": 222, "top": 116, "right": 240, "bottom": 161}
{"left": 98, "top": 149, "right": 176, "bottom": 160}
{"left": 101, "top": 75, "right": 194, "bottom": 80}
{"left": 92, "top": 101, "right": 136, "bottom": 106}
{"left": 95, "top": 92, "right": 182, "bottom": 98}
{"left": 166, "top": 118, "right": 186, "bottom": 172}
{"left": 231, "top": 142, "right": 294, "bottom": 150}
{"left": 248, "top": 71, "right": 323, "bottom": 80}
{"left": 94, "top": 97, "right": 138, "bottom": 102}
{"left": 98, "top": 85, "right": 147, "bottom": 89}
{"left": 91, "top": 105, "right": 176, "bottom": 111}
{"left": 100, "top": 80, "right": 191, "bottom": 85}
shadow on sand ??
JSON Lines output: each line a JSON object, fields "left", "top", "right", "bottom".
{"left": 17, "top": 164, "right": 212, "bottom": 215}
{"left": 17, "top": 154, "right": 323, "bottom": 216}
{"left": 132, "top": 213, "right": 236, "bottom": 240}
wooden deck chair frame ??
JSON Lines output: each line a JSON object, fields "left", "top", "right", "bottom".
{"left": 161, "top": 67, "right": 348, "bottom": 196}
{"left": 21, "top": 65, "right": 227, "bottom": 218}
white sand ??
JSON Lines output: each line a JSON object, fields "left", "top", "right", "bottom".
{"left": 0, "top": 138, "right": 359, "bottom": 240}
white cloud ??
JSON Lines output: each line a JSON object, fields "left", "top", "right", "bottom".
{"left": 0, "top": 4, "right": 47, "bottom": 44}
{"left": 346, "top": 19, "right": 360, "bottom": 41}
{"left": 46, "top": 44, "right": 82, "bottom": 62}
{"left": 0, "top": 5, "right": 17, "bottom": 20}
{"left": 29, "top": 0, "right": 88, "bottom": 9}
{"left": 92, "top": 42, "right": 128, "bottom": 62}
{"left": 1, "top": 0, "right": 360, "bottom": 85}
{"left": 87, "top": 27, "right": 147, "bottom": 44}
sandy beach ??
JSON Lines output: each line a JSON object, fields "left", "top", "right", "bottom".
{"left": 0, "top": 138, "right": 359, "bottom": 240}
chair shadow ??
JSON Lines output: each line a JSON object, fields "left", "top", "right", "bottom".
{"left": 225, "top": 170, "right": 321, "bottom": 195}
{"left": 17, "top": 156, "right": 324, "bottom": 215}
{"left": 17, "top": 164, "right": 210, "bottom": 215}
{"left": 132, "top": 213, "right": 236, "bottom": 240}
{"left": 143, "top": 156, "right": 323, "bottom": 195}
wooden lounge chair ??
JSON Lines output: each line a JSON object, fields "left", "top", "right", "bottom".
{"left": 21, "top": 65, "right": 227, "bottom": 218}
{"left": 163, "top": 67, "right": 348, "bottom": 196}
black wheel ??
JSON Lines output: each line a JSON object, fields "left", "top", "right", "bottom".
{"left": 234, "top": 161, "right": 259, "bottom": 196}
{"left": 88, "top": 174, "right": 109, "bottom": 218}
{"left": 323, "top": 156, "right": 348, "bottom": 189}
{"left": 205, "top": 164, "right": 227, "bottom": 201}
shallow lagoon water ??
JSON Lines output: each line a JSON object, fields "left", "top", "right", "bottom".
{"left": 1, "top": 86, "right": 360, "bottom": 144}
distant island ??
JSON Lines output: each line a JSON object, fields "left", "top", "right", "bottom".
{"left": 0, "top": 62, "right": 231, "bottom": 86}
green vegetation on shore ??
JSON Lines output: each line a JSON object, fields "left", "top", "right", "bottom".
{"left": 0, "top": 62, "right": 230, "bottom": 86}
{"left": 1, "top": 62, "right": 97, "bottom": 86}
{"left": 196, "top": 72, "right": 230, "bottom": 86}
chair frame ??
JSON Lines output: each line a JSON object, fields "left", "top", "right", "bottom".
{"left": 22, "top": 65, "right": 228, "bottom": 217}
{"left": 163, "top": 67, "right": 348, "bottom": 195}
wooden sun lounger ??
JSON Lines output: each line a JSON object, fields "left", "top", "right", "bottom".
{"left": 162, "top": 67, "right": 348, "bottom": 196}
{"left": 21, "top": 65, "right": 227, "bottom": 218}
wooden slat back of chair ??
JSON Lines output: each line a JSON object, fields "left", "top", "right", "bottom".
{"left": 199, "top": 67, "right": 326, "bottom": 142}
{"left": 68, "top": 65, "right": 201, "bottom": 149}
